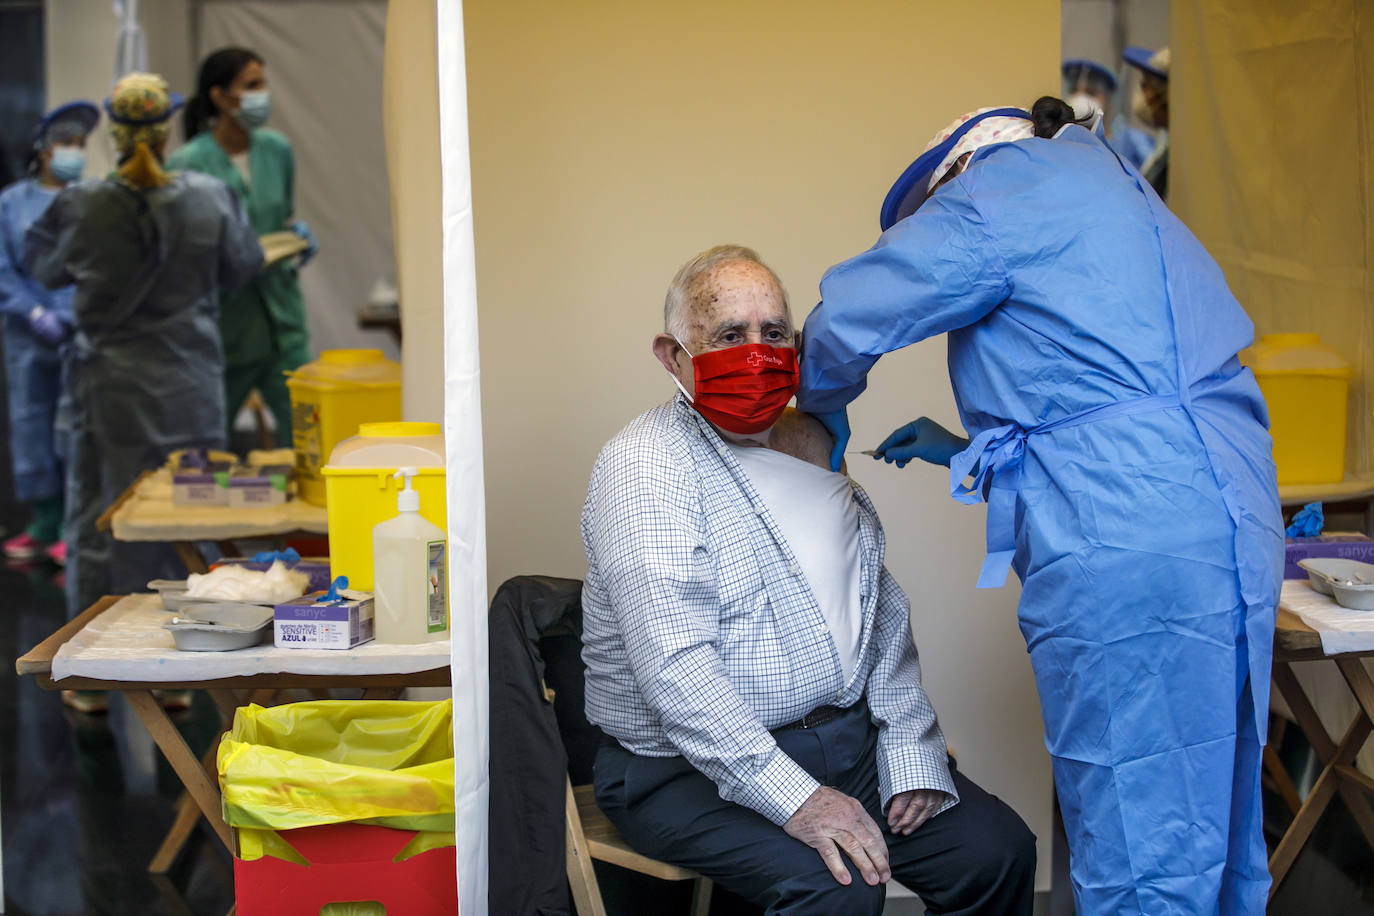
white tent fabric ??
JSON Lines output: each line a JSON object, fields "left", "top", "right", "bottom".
{"left": 434, "top": 0, "right": 490, "bottom": 909}
{"left": 196, "top": 1, "right": 400, "bottom": 360}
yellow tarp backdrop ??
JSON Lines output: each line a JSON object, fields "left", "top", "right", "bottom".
{"left": 1172, "top": 0, "right": 1374, "bottom": 478}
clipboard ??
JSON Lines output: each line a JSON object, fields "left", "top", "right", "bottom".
{"left": 259, "top": 231, "right": 310, "bottom": 268}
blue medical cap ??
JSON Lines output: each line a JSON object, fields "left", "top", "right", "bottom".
{"left": 1062, "top": 59, "right": 1118, "bottom": 93}
{"left": 1123, "top": 46, "right": 1168, "bottom": 81}
{"left": 34, "top": 100, "right": 100, "bottom": 149}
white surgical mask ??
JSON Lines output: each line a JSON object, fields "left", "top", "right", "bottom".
{"left": 49, "top": 146, "right": 86, "bottom": 184}
{"left": 1066, "top": 92, "right": 1102, "bottom": 122}
{"left": 233, "top": 90, "right": 272, "bottom": 130}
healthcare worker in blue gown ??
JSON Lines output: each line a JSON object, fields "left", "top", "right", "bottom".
{"left": 797, "top": 98, "right": 1283, "bottom": 915}
{"left": 24, "top": 73, "right": 263, "bottom": 621}
{"left": 0, "top": 101, "right": 99, "bottom": 565}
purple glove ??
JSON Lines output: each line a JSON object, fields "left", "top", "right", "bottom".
{"left": 28, "top": 307, "right": 72, "bottom": 348}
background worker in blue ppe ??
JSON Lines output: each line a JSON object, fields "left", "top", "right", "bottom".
{"left": 797, "top": 98, "right": 1283, "bottom": 914}
{"left": 24, "top": 72, "right": 263, "bottom": 621}
{"left": 1060, "top": 58, "right": 1155, "bottom": 170}
{"left": 1123, "top": 46, "right": 1170, "bottom": 199}
{"left": 0, "top": 100, "right": 99, "bottom": 565}
{"left": 169, "top": 47, "right": 316, "bottom": 447}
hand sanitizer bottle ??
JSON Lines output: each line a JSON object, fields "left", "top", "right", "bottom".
{"left": 372, "top": 466, "right": 448, "bottom": 644}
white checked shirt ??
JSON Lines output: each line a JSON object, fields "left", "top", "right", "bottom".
{"left": 581, "top": 396, "right": 958, "bottom": 826}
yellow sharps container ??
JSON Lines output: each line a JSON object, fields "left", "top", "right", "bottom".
{"left": 321, "top": 422, "right": 446, "bottom": 591}
{"left": 1239, "top": 333, "right": 1353, "bottom": 486}
{"left": 286, "top": 350, "right": 401, "bottom": 505}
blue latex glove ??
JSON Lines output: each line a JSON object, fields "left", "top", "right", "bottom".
{"left": 1285, "top": 502, "right": 1324, "bottom": 538}
{"left": 290, "top": 219, "right": 318, "bottom": 267}
{"left": 812, "top": 408, "right": 850, "bottom": 472}
{"left": 874, "top": 417, "right": 971, "bottom": 468}
{"left": 254, "top": 547, "right": 301, "bottom": 564}
{"left": 320, "top": 576, "right": 349, "bottom": 603}
{"left": 28, "top": 306, "right": 72, "bottom": 348}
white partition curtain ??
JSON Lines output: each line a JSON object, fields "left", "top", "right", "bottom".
{"left": 434, "top": 0, "right": 490, "bottom": 909}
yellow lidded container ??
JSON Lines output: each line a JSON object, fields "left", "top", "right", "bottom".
{"left": 286, "top": 349, "right": 402, "bottom": 505}
{"left": 321, "top": 422, "right": 445, "bottom": 590}
{"left": 1239, "top": 333, "right": 1352, "bottom": 486}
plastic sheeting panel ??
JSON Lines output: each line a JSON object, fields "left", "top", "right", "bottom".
{"left": 1172, "top": 0, "right": 1374, "bottom": 776}
{"left": 1172, "top": 0, "right": 1374, "bottom": 479}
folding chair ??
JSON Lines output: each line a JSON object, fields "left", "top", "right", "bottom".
{"left": 563, "top": 771, "right": 714, "bottom": 916}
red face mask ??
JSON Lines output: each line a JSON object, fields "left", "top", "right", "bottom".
{"left": 669, "top": 337, "right": 800, "bottom": 435}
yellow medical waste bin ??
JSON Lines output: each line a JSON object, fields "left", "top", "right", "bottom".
{"left": 287, "top": 350, "right": 402, "bottom": 506}
{"left": 321, "top": 422, "right": 445, "bottom": 591}
{"left": 1239, "top": 333, "right": 1353, "bottom": 486}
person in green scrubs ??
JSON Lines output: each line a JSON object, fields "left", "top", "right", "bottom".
{"left": 168, "top": 47, "right": 316, "bottom": 446}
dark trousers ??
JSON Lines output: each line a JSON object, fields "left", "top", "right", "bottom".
{"left": 594, "top": 704, "right": 1036, "bottom": 915}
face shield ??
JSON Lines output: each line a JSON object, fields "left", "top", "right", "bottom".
{"left": 879, "top": 107, "right": 1032, "bottom": 231}
{"left": 1061, "top": 59, "right": 1117, "bottom": 122}
{"left": 33, "top": 101, "right": 100, "bottom": 151}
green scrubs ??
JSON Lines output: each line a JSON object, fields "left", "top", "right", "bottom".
{"left": 168, "top": 128, "right": 309, "bottom": 445}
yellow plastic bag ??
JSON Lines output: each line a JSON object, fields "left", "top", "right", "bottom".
{"left": 218, "top": 699, "right": 455, "bottom": 836}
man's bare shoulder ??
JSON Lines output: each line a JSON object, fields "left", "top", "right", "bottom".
{"left": 767, "top": 408, "right": 840, "bottom": 473}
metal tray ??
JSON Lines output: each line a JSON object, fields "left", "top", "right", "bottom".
{"left": 163, "top": 603, "right": 274, "bottom": 652}
{"left": 1297, "top": 558, "right": 1374, "bottom": 598}
{"left": 1332, "top": 581, "right": 1374, "bottom": 612}
{"left": 147, "top": 579, "right": 281, "bottom": 612}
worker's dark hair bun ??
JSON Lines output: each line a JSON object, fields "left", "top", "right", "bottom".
{"left": 1030, "top": 95, "right": 1090, "bottom": 138}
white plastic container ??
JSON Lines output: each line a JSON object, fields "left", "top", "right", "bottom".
{"left": 372, "top": 467, "right": 449, "bottom": 644}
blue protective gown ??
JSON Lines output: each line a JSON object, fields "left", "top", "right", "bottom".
{"left": 24, "top": 171, "right": 263, "bottom": 616}
{"left": 798, "top": 126, "right": 1282, "bottom": 915}
{"left": 0, "top": 179, "right": 73, "bottom": 503}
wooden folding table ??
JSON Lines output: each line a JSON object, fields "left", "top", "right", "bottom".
{"left": 15, "top": 595, "right": 451, "bottom": 876}
{"left": 1265, "top": 604, "right": 1374, "bottom": 899}
{"left": 98, "top": 469, "right": 329, "bottom": 574}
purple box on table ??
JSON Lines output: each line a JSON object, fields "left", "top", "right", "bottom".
{"left": 274, "top": 591, "right": 375, "bottom": 650}
{"left": 1284, "top": 534, "right": 1374, "bottom": 579}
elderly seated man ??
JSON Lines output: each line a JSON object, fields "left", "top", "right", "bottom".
{"left": 581, "top": 245, "right": 1035, "bottom": 914}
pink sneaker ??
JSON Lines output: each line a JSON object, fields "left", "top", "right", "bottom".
{"left": 4, "top": 532, "right": 47, "bottom": 560}
{"left": 45, "top": 541, "right": 67, "bottom": 565}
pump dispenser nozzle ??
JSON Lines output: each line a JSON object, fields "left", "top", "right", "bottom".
{"left": 394, "top": 466, "right": 421, "bottom": 512}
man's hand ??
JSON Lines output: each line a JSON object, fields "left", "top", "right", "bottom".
{"left": 886, "top": 789, "right": 947, "bottom": 836}
{"left": 783, "top": 786, "right": 891, "bottom": 887}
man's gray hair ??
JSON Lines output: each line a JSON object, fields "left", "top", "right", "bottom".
{"left": 663, "top": 244, "right": 790, "bottom": 342}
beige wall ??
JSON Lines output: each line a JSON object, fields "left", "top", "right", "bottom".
{"left": 384, "top": 0, "right": 446, "bottom": 422}
{"left": 465, "top": 0, "right": 1059, "bottom": 890}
